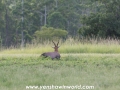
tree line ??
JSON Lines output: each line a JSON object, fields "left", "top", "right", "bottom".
{"left": 0, "top": 0, "right": 120, "bottom": 47}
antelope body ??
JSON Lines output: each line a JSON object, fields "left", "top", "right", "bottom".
{"left": 41, "top": 41, "right": 60, "bottom": 60}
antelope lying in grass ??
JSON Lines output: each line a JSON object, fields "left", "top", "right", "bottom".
{"left": 41, "top": 41, "right": 60, "bottom": 60}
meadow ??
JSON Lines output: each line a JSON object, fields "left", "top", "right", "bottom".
{"left": 0, "top": 38, "right": 120, "bottom": 90}
{"left": 1, "top": 37, "right": 120, "bottom": 54}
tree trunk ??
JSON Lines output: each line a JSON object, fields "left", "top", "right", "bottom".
{"left": 5, "top": 7, "right": 9, "bottom": 47}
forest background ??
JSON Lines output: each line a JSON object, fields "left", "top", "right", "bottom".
{"left": 0, "top": 0, "right": 120, "bottom": 47}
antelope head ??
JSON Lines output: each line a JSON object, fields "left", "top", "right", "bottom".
{"left": 52, "top": 40, "right": 60, "bottom": 52}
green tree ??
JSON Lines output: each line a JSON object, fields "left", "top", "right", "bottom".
{"left": 34, "top": 26, "right": 68, "bottom": 40}
{"left": 79, "top": 0, "right": 120, "bottom": 38}
{"left": 48, "top": 12, "right": 67, "bottom": 29}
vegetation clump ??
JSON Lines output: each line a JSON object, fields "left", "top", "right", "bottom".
{"left": 34, "top": 26, "right": 68, "bottom": 40}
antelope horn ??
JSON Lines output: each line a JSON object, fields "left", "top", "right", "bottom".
{"left": 52, "top": 40, "right": 56, "bottom": 46}
{"left": 57, "top": 40, "right": 59, "bottom": 46}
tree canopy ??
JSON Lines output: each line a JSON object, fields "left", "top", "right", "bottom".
{"left": 79, "top": 0, "right": 120, "bottom": 38}
{"left": 34, "top": 26, "right": 68, "bottom": 40}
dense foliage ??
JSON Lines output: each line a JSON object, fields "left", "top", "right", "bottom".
{"left": 0, "top": 0, "right": 120, "bottom": 47}
{"left": 79, "top": 0, "right": 120, "bottom": 38}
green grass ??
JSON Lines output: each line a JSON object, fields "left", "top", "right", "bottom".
{"left": 0, "top": 54, "right": 120, "bottom": 90}
{"left": 1, "top": 40, "right": 120, "bottom": 54}
{"left": 0, "top": 38, "right": 120, "bottom": 90}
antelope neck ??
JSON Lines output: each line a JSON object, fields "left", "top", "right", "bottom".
{"left": 54, "top": 49, "right": 58, "bottom": 52}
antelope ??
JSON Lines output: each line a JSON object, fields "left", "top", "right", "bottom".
{"left": 41, "top": 40, "right": 60, "bottom": 60}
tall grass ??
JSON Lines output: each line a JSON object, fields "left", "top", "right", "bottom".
{"left": 0, "top": 37, "right": 120, "bottom": 54}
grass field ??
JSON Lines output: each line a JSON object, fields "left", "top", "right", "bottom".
{"left": 0, "top": 54, "right": 120, "bottom": 90}
{"left": 0, "top": 38, "right": 120, "bottom": 90}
